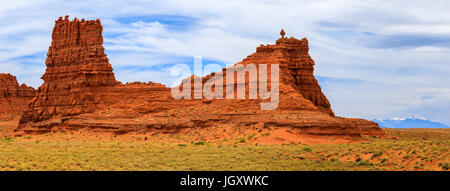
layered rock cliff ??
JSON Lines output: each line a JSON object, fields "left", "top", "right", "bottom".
{"left": 19, "top": 16, "right": 119, "bottom": 125}
{"left": 0, "top": 74, "right": 35, "bottom": 120}
{"left": 16, "top": 16, "right": 385, "bottom": 142}
{"left": 242, "top": 37, "right": 334, "bottom": 116}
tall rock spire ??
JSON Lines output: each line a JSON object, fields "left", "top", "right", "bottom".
{"left": 19, "top": 16, "right": 119, "bottom": 125}
{"left": 45, "top": 15, "right": 117, "bottom": 87}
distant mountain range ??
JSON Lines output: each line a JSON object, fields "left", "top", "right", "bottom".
{"left": 373, "top": 116, "right": 449, "bottom": 129}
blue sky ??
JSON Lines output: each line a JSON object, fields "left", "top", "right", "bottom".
{"left": 0, "top": 0, "right": 449, "bottom": 125}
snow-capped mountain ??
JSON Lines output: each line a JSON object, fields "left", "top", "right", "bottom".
{"left": 373, "top": 116, "right": 449, "bottom": 129}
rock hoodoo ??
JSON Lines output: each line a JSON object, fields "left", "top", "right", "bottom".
{"left": 280, "top": 29, "right": 285, "bottom": 38}
{"left": 16, "top": 16, "right": 385, "bottom": 143}
{"left": 0, "top": 74, "right": 35, "bottom": 120}
{"left": 19, "top": 16, "right": 119, "bottom": 125}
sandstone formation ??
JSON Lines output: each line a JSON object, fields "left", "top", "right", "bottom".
{"left": 19, "top": 15, "right": 119, "bottom": 124}
{"left": 16, "top": 16, "right": 385, "bottom": 143}
{"left": 0, "top": 73, "right": 35, "bottom": 120}
{"left": 240, "top": 37, "right": 334, "bottom": 116}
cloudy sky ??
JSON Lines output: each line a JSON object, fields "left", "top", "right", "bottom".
{"left": 0, "top": 0, "right": 449, "bottom": 125}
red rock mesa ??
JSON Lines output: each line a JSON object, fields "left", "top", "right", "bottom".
{"left": 0, "top": 73, "right": 35, "bottom": 120}
{"left": 16, "top": 16, "right": 384, "bottom": 143}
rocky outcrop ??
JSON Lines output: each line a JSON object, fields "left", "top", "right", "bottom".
{"left": 19, "top": 16, "right": 119, "bottom": 125}
{"left": 243, "top": 37, "right": 334, "bottom": 116}
{"left": 0, "top": 73, "right": 35, "bottom": 120}
{"left": 16, "top": 17, "right": 385, "bottom": 142}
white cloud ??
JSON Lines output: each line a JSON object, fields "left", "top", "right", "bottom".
{"left": 382, "top": 24, "right": 450, "bottom": 35}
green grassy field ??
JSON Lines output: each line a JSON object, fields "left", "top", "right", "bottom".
{"left": 0, "top": 128, "right": 448, "bottom": 171}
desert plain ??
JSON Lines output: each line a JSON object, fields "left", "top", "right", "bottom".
{"left": 0, "top": 120, "right": 448, "bottom": 171}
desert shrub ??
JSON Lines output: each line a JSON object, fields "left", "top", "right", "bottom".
{"left": 194, "top": 141, "right": 205, "bottom": 145}
{"left": 295, "top": 155, "right": 305, "bottom": 160}
{"left": 356, "top": 160, "right": 371, "bottom": 166}
{"left": 439, "top": 163, "right": 449, "bottom": 170}
{"left": 1, "top": 137, "right": 13, "bottom": 143}
{"left": 261, "top": 133, "right": 270, "bottom": 136}
{"left": 370, "top": 151, "right": 383, "bottom": 159}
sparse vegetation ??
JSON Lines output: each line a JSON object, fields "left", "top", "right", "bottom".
{"left": 0, "top": 127, "right": 448, "bottom": 171}
{"left": 370, "top": 151, "right": 383, "bottom": 159}
{"left": 193, "top": 141, "right": 205, "bottom": 145}
{"left": 261, "top": 132, "right": 270, "bottom": 136}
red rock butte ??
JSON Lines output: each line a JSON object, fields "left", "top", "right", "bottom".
{"left": 245, "top": 36, "right": 334, "bottom": 116}
{"left": 15, "top": 16, "right": 385, "bottom": 143}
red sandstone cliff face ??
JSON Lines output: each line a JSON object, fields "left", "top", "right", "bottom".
{"left": 16, "top": 16, "right": 385, "bottom": 142}
{"left": 242, "top": 37, "right": 334, "bottom": 116}
{"left": 0, "top": 74, "right": 35, "bottom": 120}
{"left": 19, "top": 16, "right": 119, "bottom": 125}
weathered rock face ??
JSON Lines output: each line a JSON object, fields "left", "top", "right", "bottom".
{"left": 0, "top": 74, "right": 35, "bottom": 120}
{"left": 242, "top": 37, "right": 334, "bottom": 116}
{"left": 19, "top": 16, "right": 119, "bottom": 125}
{"left": 16, "top": 17, "right": 385, "bottom": 142}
